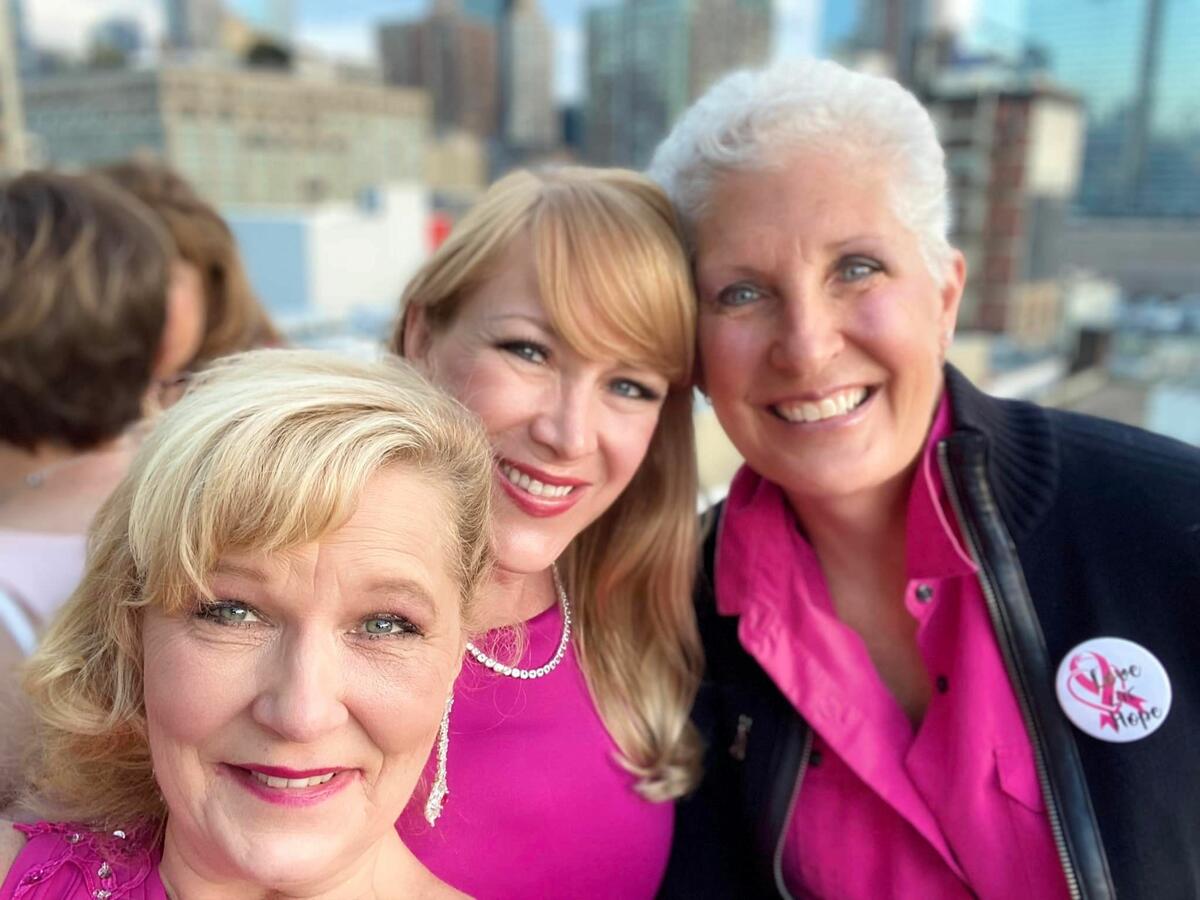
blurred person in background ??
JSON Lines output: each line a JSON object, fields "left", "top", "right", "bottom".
{"left": 1, "top": 348, "right": 494, "bottom": 899}
{"left": 650, "top": 59, "right": 1200, "bottom": 898}
{"left": 0, "top": 171, "right": 203, "bottom": 803}
{"left": 393, "top": 167, "right": 702, "bottom": 899}
{"left": 95, "top": 159, "right": 281, "bottom": 403}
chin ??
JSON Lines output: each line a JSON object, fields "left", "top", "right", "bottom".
{"left": 494, "top": 525, "right": 573, "bottom": 575}
{"left": 226, "top": 832, "right": 347, "bottom": 890}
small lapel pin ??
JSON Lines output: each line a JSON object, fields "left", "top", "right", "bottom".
{"left": 729, "top": 714, "right": 753, "bottom": 761}
{"left": 1055, "top": 637, "right": 1172, "bottom": 743}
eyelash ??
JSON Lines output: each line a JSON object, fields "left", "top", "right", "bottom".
{"left": 838, "top": 256, "right": 883, "bottom": 282}
{"left": 194, "top": 601, "right": 423, "bottom": 640}
{"left": 610, "top": 379, "right": 661, "bottom": 402}
{"left": 498, "top": 340, "right": 548, "bottom": 365}
{"left": 498, "top": 340, "right": 662, "bottom": 403}
{"left": 714, "top": 283, "right": 763, "bottom": 308}
{"left": 713, "top": 256, "right": 884, "bottom": 306}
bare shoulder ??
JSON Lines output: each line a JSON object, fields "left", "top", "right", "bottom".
{"left": 0, "top": 818, "right": 29, "bottom": 879}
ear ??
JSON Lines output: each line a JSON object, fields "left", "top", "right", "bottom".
{"left": 152, "top": 261, "right": 207, "bottom": 380}
{"left": 400, "top": 302, "right": 435, "bottom": 372}
{"left": 937, "top": 250, "right": 967, "bottom": 353}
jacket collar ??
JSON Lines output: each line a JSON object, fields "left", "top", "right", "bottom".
{"left": 943, "top": 364, "right": 1060, "bottom": 542}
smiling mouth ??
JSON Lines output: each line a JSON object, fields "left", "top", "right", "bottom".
{"left": 249, "top": 771, "right": 337, "bottom": 789}
{"left": 770, "top": 386, "right": 874, "bottom": 423}
{"left": 497, "top": 461, "right": 578, "bottom": 499}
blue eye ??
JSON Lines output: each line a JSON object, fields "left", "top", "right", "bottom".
{"left": 838, "top": 257, "right": 881, "bottom": 282}
{"left": 360, "top": 616, "right": 420, "bottom": 639}
{"left": 197, "top": 601, "right": 260, "bottom": 626}
{"left": 499, "top": 341, "right": 548, "bottom": 364}
{"left": 715, "top": 284, "right": 764, "bottom": 307}
{"left": 609, "top": 378, "right": 661, "bottom": 402}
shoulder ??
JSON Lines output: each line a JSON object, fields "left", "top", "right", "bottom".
{"left": 0, "top": 819, "right": 29, "bottom": 881}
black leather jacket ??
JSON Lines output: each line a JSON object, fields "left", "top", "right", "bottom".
{"left": 662, "top": 366, "right": 1200, "bottom": 900}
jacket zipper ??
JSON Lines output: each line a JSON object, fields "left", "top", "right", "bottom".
{"left": 771, "top": 727, "right": 813, "bottom": 899}
{"left": 937, "top": 442, "right": 1082, "bottom": 900}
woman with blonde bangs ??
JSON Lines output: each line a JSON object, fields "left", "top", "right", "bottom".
{"left": 392, "top": 166, "right": 702, "bottom": 898}
{"left": 2, "top": 349, "right": 494, "bottom": 899}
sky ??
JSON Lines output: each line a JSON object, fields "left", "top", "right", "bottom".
{"left": 25, "top": 0, "right": 820, "bottom": 102}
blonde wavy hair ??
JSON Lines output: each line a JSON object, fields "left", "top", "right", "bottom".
{"left": 21, "top": 349, "right": 495, "bottom": 828}
{"left": 392, "top": 167, "right": 703, "bottom": 801}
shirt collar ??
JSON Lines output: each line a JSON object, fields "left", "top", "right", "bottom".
{"left": 715, "top": 388, "right": 976, "bottom": 619}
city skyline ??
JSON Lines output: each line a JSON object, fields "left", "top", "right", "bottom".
{"left": 21, "top": 0, "right": 819, "bottom": 101}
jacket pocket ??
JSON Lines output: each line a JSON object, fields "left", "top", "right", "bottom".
{"left": 994, "top": 743, "right": 1044, "bottom": 813}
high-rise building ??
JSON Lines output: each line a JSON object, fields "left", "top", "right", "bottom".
{"left": 463, "top": 0, "right": 506, "bottom": 25}
{"left": 818, "top": 0, "right": 1029, "bottom": 86}
{"left": 23, "top": 66, "right": 428, "bottom": 206}
{"left": 7, "top": 0, "right": 34, "bottom": 75}
{"left": 0, "top": 0, "right": 26, "bottom": 171}
{"left": 1026, "top": 0, "right": 1200, "bottom": 218}
{"left": 929, "top": 70, "right": 1085, "bottom": 345}
{"left": 501, "top": 0, "right": 555, "bottom": 150}
{"left": 689, "top": 0, "right": 772, "bottom": 98}
{"left": 585, "top": 0, "right": 771, "bottom": 168}
{"left": 89, "top": 16, "right": 146, "bottom": 61}
{"left": 377, "top": 0, "right": 497, "bottom": 138}
{"left": 164, "top": 0, "right": 225, "bottom": 53}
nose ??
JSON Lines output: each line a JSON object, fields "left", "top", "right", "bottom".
{"left": 251, "top": 628, "right": 348, "bottom": 742}
{"left": 768, "top": 287, "right": 844, "bottom": 373}
{"left": 529, "top": 378, "right": 599, "bottom": 461}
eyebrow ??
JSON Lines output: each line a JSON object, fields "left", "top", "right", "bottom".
{"left": 830, "top": 234, "right": 886, "bottom": 251}
{"left": 210, "top": 562, "right": 268, "bottom": 582}
{"left": 484, "top": 313, "right": 556, "bottom": 334}
{"left": 361, "top": 578, "right": 439, "bottom": 617}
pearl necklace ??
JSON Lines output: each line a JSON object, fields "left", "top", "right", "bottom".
{"left": 465, "top": 564, "right": 572, "bottom": 679}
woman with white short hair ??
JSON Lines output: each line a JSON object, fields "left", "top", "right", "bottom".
{"left": 651, "top": 59, "right": 1200, "bottom": 899}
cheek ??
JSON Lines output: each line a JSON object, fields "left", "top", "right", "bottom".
{"left": 143, "top": 631, "right": 247, "bottom": 782}
{"left": 605, "top": 415, "right": 660, "bottom": 487}
{"left": 435, "top": 356, "right": 529, "bottom": 437}
{"left": 698, "top": 317, "right": 761, "bottom": 394}
{"left": 855, "top": 288, "right": 943, "bottom": 373}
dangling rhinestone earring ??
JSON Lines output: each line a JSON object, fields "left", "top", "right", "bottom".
{"left": 424, "top": 694, "right": 454, "bottom": 826}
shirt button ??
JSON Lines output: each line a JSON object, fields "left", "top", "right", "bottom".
{"left": 809, "top": 750, "right": 823, "bottom": 767}
{"left": 915, "top": 584, "right": 934, "bottom": 603}
{"left": 936, "top": 675, "right": 950, "bottom": 693}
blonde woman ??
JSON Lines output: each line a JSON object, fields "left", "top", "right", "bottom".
{"left": 1, "top": 349, "right": 494, "bottom": 899}
{"left": 393, "top": 167, "right": 702, "bottom": 898}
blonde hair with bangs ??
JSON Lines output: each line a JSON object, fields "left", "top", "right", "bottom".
{"left": 393, "top": 167, "right": 703, "bottom": 801}
{"left": 21, "top": 349, "right": 494, "bottom": 827}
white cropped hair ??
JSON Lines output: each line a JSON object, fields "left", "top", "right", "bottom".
{"left": 647, "top": 57, "right": 956, "bottom": 282}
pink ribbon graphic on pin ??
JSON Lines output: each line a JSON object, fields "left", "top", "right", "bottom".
{"left": 1066, "top": 651, "right": 1147, "bottom": 731}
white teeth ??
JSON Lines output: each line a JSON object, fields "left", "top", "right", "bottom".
{"left": 251, "top": 771, "right": 336, "bottom": 789}
{"left": 775, "top": 387, "right": 869, "bottom": 424}
{"left": 499, "top": 463, "right": 574, "bottom": 499}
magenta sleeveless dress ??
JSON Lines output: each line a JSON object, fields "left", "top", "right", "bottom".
{"left": 0, "top": 822, "right": 166, "bottom": 899}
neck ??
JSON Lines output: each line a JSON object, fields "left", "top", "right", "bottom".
{"left": 0, "top": 436, "right": 128, "bottom": 489}
{"left": 158, "top": 819, "right": 441, "bottom": 900}
{"left": 0, "top": 441, "right": 77, "bottom": 489}
{"left": 475, "top": 565, "right": 558, "bottom": 632}
{"left": 786, "top": 469, "right": 914, "bottom": 579}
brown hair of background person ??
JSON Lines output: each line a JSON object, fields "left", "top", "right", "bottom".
{"left": 0, "top": 171, "right": 172, "bottom": 452}
{"left": 95, "top": 159, "right": 281, "bottom": 363}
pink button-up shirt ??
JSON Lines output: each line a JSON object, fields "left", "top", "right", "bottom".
{"left": 716, "top": 394, "right": 1069, "bottom": 900}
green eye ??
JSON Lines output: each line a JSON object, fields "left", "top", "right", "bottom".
{"left": 363, "top": 618, "right": 397, "bottom": 635}
{"left": 196, "top": 601, "right": 259, "bottom": 627}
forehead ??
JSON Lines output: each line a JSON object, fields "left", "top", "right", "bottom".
{"left": 454, "top": 234, "right": 676, "bottom": 373}
{"left": 694, "top": 151, "right": 903, "bottom": 263}
{"left": 209, "top": 467, "right": 457, "bottom": 609}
